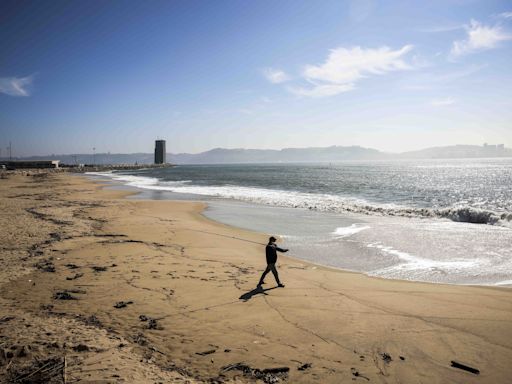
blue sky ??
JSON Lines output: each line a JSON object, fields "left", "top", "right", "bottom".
{"left": 1, "top": 0, "right": 511, "bottom": 156}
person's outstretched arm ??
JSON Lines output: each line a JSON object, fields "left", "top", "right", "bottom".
{"left": 275, "top": 246, "right": 288, "bottom": 253}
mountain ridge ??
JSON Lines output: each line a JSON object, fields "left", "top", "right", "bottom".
{"left": 4, "top": 144, "right": 511, "bottom": 165}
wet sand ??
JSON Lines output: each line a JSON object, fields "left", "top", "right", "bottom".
{"left": 1, "top": 172, "right": 511, "bottom": 383}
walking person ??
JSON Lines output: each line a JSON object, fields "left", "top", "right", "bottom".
{"left": 258, "top": 236, "right": 288, "bottom": 288}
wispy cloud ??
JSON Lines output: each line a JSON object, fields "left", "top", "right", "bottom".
{"left": 451, "top": 19, "right": 512, "bottom": 57}
{"left": 0, "top": 75, "right": 34, "bottom": 97}
{"left": 262, "top": 68, "right": 290, "bottom": 84}
{"left": 430, "top": 97, "right": 456, "bottom": 107}
{"left": 290, "top": 45, "right": 414, "bottom": 98}
{"left": 288, "top": 83, "right": 355, "bottom": 98}
{"left": 498, "top": 12, "right": 512, "bottom": 19}
{"left": 402, "top": 64, "right": 486, "bottom": 91}
{"left": 418, "top": 24, "right": 463, "bottom": 33}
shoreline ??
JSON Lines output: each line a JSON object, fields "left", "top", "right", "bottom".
{"left": 87, "top": 172, "right": 512, "bottom": 288}
{"left": 1, "top": 172, "right": 512, "bottom": 383}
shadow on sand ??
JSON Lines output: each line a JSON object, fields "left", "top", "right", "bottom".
{"left": 239, "top": 286, "right": 278, "bottom": 302}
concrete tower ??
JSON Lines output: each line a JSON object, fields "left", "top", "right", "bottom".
{"left": 154, "top": 140, "right": 166, "bottom": 164}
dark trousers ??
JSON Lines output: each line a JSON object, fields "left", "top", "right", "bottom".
{"left": 258, "top": 263, "right": 280, "bottom": 285}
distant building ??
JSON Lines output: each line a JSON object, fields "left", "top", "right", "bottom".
{"left": 0, "top": 160, "right": 60, "bottom": 169}
{"left": 154, "top": 140, "right": 166, "bottom": 164}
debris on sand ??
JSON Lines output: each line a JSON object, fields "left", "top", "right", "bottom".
{"left": 65, "top": 288, "right": 86, "bottom": 294}
{"left": 65, "top": 263, "right": 80, "bottom": 269}
{"left": 49, "top": 232, "right": 63, "bottom": 241}
{"left": 221, "top": 362, "right": 289, "bottom": 384}
{"left": 196, "top": 349, "right": 216, "bottom": 356}
{"left": 138, "top": 315, "right": 162, "bottom": 330}
{"left": 53, "top": 291, "right": 78, "bottom": 300}
{"left": 113, "top": 300, "right": 133, "bottom": 308}
{"left": 34, "top": 259, "right": 55, "bottom": 273}
{"left": 6, "top": 356, "right": 64, "bottom": 384}
{"left": 66, "top": 273, "right": 83, "bottom": 280}
{"left": 381, "top": 352, "right": 392, "bottom": 364}
{"left": 451, "top": 361, "right": 480, "bottom": 375}
{"left": 147, "top": 318, "right": 160, "bottom": 330}
{"left": 351, "top": 367, "right": 370, "bottom": 381}
{"left": 91, "top": 265, "right": 108, "bottom": 272}
{"left": 133, "top": 333, "right": 147, "bottom": 346}
{"left": 72, "top": 344, "right": 89, "bottom": 352}
{"left": 86, "top": 315, "right": 102, "bottom": 327}
{"left": 298, "top": 363, "right": 312, "bottom": 371}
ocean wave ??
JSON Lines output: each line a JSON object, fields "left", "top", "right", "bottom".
{"left": 88, "top": 172, "right": 512, "bottom": 227}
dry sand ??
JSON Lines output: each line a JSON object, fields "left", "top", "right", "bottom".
{"left": 1, "top": 172, "right": 511, "bottom": 383}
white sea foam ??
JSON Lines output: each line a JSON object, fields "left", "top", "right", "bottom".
{"left": 87, "top": 172, "right": 189, "bottom": 188}
{"left": 332, "top": 224, "right": 370, "bottom": 237}
{"left": 367, "top": 242, "right": 480, "bottom": 280}
{"left": 87, "top": 172, "right": 512, "bottom": 228}
{"left": 494, "top": 280, "right": 512, "bottom": 286}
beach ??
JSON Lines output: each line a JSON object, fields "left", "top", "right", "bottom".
{"left": 1, "top": 172, "right": 512, "bottom": 383}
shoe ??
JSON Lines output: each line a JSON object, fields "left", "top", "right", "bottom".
{"left": 278, "top": 283, "right": 285, "bottom": 288}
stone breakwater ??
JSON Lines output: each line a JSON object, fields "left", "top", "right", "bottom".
{"left": 0, "top": 163, "right": 173, "bottom": 177}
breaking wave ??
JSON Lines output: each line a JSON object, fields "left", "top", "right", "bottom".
{"left": 87, "top": 172, "right": 512, "bottom": 228}
{"left": 333, "top": 224, "right": 371, "bottom": 237}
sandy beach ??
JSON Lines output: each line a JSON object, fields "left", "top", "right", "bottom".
{"left": 1, "top": 171, "right": 512, "bottom": 383}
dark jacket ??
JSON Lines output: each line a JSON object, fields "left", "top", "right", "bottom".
{"left": 265, "top": 243, "right": 287, "bottom": 264}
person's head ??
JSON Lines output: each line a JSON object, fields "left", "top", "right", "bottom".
{"left": 268, "top": 236, "right": 276, "bottom": 244}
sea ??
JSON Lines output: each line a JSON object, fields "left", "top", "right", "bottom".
{"left": 87, "top": 158, "right": 512, "bottom": 287}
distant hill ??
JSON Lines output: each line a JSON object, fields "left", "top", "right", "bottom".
{"left": 170, "top": 146, "right": 388, "bottom": 164}
{"left": 4, "top": 144, "right": 511, "bottom": 165}
{"left": 399, "top": 144, "right": 512, "bottom": 159}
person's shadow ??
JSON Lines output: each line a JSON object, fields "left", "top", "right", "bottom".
{"left": 239, "top": 286, "right": 278, "bottom": 302}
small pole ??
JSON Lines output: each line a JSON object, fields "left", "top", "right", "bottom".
{"left": 9, "top": 142, "right": 12, "bottom": 160}
{"left": 93, "top": 147, "right": 96, "bottom": 165}
{"left": 63, "top": 355, "right": 67, "bottom": 383}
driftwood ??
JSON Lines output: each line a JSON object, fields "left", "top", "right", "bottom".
{"left": 196, "top": 349, "right": 216, "bottom": 356}
{"left": 451, "top": 360, "right": 480, "bottom": 375}
{"left": 113, "top": 300, "right": 133, "bottom": 308}
{"left": 53, "top": 291, "right": 78, "bottom": 300}
{"left": 9, "top": 356, "right": 65, "bottom": 383}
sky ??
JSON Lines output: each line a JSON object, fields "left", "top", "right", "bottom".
{"left": 1, "top": 0, "right": 512, "bottom": 156}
